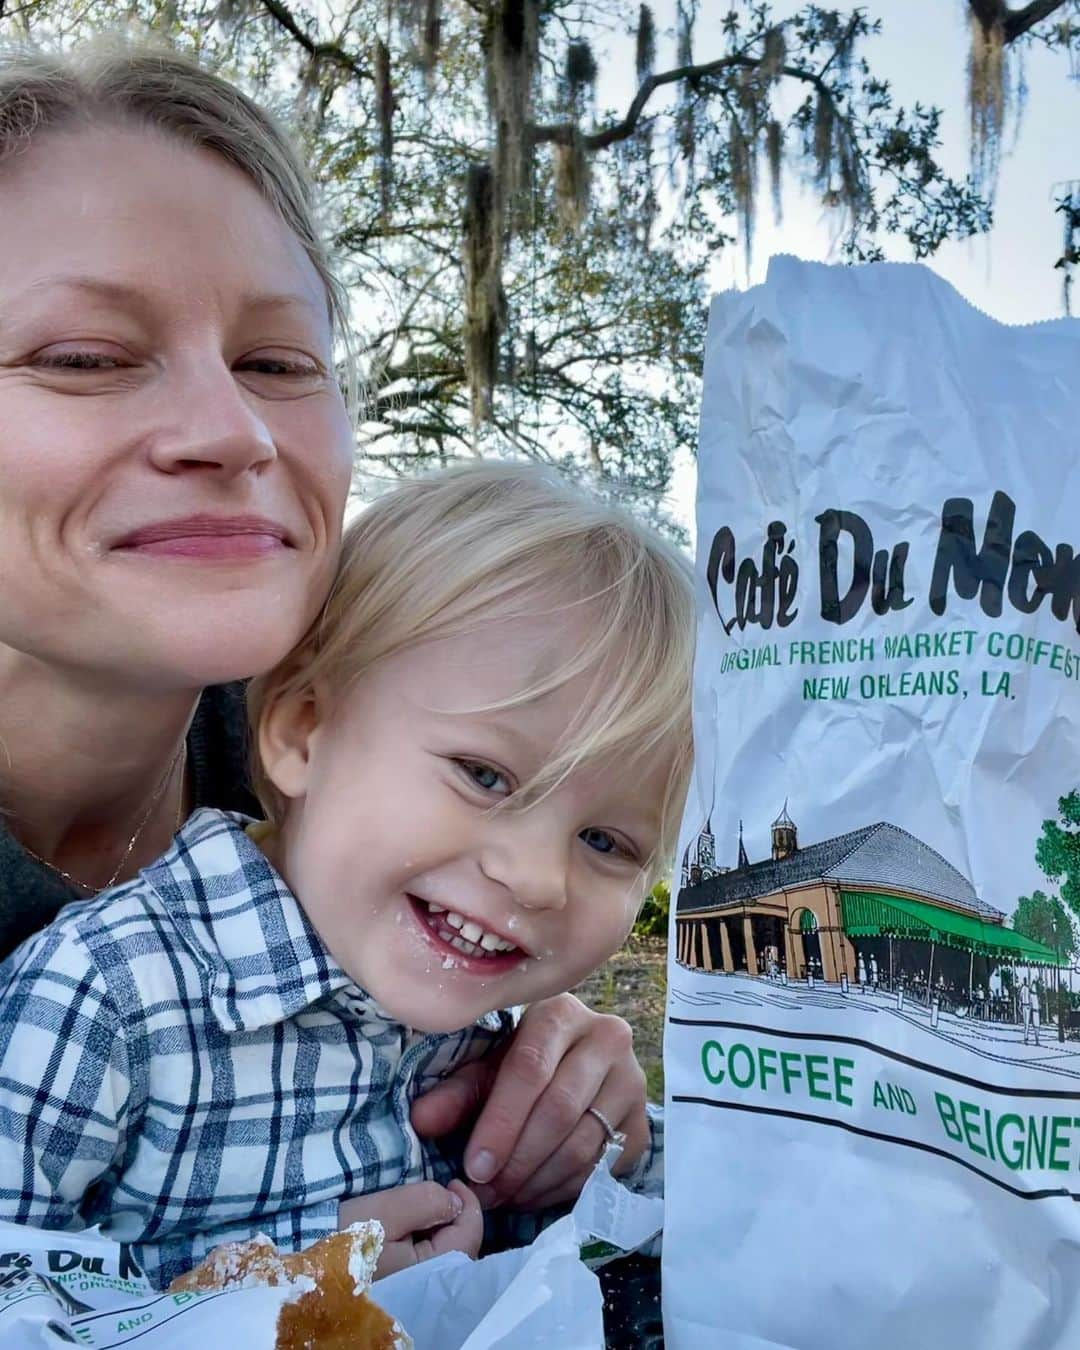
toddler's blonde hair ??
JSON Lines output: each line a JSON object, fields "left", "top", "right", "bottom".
{"left": 249, "top": 462, "right": 695, "bottom": 879}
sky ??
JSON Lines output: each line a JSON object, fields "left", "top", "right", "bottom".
{"left": 590, "top": 1, "right": 1078, "bottom": 530}
{"left": 705, "top": 0, "right": 1077, "bottom": 321}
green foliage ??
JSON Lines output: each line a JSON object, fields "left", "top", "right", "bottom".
{"left": 1013, "top": 888, "right": 1078, "bottom": 960}
{"left": 634, "top": 879, "right": 670, "bottom": 939}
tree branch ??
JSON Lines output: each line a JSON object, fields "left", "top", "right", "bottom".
{"left": 967, "top": 0, "right": 1072, "bottom": 41}
{"left": 1005, "top": 0, "right": 1072, "bottom": 40}
{"left": 257, "top": 0, "right": 371, "bottom": 83}
{"left": 530, "top": 53, "right": 828, "bottom": 153}
{"left": 0, "top": 0, "right": 49, "bottom": 20}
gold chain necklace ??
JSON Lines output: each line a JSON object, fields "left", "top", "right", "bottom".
{"left": 19, "top": 742, "right": 188, "bottom": 895}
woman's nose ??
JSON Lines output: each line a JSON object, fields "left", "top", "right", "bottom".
{"left": 146, "top": 361, "right": 277, "bottom": 477}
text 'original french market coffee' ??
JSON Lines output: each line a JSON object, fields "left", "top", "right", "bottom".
{"left": 664, "top": 258, "right": 1080, "bottom": 1350}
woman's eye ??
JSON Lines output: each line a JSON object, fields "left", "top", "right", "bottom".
{"left": 33, "top": 351, "right": 127, "bottom": 370}
{"left": 580, "top": 827, "right": 636, "bottom": 860}
{"left": 236, "top": 355, "right": 322, "bottom": 377}
{"left": 456, "top": 760, "right": 511, "bottom": 795}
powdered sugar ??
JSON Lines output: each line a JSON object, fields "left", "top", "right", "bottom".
{"left": 343, "top": 1220, "right": 383, "bottom": 1293}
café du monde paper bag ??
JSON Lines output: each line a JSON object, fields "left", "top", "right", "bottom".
{"left": 665, "top": 257, "right": 1080, "bottom": 1349}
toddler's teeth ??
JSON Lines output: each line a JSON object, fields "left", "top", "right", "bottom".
{"left": 480, "top": 933, "right": 501, "bottom": 951}
{"left": 461, "top": 921, "right": 482, "bottom": 943}
{"left": 428, "top": 902, "right": 446, "bottom": 914}
{"left": 446, "top": 912, "right": 465, "bottom": 930}
{"left": 450, "top": 936, "right": 470, "bottom": 953}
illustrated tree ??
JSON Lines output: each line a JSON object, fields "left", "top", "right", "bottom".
{"left": 1012, "top": 888, "right": 1078, "bottom": 962}
{"left": 3, "top": 0, "right": 1076, "bottom": 503}
{"left": 1035, "top": 790, "right": 1080, "bottom": 920}
{"left": 1021, "top": 790, "right": 1080, "bottom": 1035}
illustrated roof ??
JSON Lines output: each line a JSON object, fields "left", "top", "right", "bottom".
{"left": 678, "top": 822, "right": 1002, "bottom": 921}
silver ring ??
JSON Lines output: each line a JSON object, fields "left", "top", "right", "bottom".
{"left": 587, "top": 1105, "right": 626, "bottom": 1149}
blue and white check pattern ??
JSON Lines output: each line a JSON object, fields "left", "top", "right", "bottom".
{"left": 0, "top": 809, "right": 664, "bottom": 1288}
{"left": 0, "top": 809, "right": 521, "bottom": 1288}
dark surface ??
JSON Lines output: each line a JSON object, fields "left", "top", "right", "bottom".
{"left": 600, "top": 1254, "right": 663, "bottom": 1349}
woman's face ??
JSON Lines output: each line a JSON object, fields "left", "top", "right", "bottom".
{"left": 0, "top": 125, "right": 354, "bottom": 690}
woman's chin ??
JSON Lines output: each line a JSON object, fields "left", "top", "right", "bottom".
{"left": 144, "top": 633, "right": 303, "bottom": 689}
{"left": 121, "top": 590, "right": 324, "bottom": 688}
{"left": 90, "top": 612, "right": 314, "bottom": 692}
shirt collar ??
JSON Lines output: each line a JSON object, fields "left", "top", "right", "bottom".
{"left": 138, "top": 807, "right": 354, "bottom": 1033}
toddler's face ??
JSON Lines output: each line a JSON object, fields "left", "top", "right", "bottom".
{"left": 261, "top": 614, "right": 670, "bottom": 1032}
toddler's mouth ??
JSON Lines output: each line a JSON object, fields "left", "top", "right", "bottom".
{"left": 409, "top": 895, "right": 525, "bottom": 965}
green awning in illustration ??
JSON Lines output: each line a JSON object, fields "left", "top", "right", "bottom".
{"left": 839, "top": 890, "right": 1065, "bottom": 966}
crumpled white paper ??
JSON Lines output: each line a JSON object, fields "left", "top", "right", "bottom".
{"left": 0, "top": 1146, "right": 661, "bottom": 1348}
{"left": 664, "top": 257, "right": 1080, "bottom": 1350}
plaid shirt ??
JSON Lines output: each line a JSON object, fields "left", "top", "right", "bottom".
{"left": 0, "top": 809, "right": 665, "bottom": 1287}
{"left": 0, "top": 808, "right": 521, "bottom": 1289}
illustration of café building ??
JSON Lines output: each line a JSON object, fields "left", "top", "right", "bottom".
{"left": 675, "top": 806, "right": 1060, "bottom": 988}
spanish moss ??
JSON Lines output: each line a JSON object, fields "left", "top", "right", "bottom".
{"left": 555, "top": 126, "right": 591, "bottom": 230}
{"left": 766, "top": 118, "right": 783, "bottom": 224}
{"left": 968, "top": 8, "right": 1007, "bottom": 198}
{"left": 636, "top": 4, "right": 656, "bottom": 82}
{"left": 762, "top": 25, "right": 786, "bottom": 82}
{"left": 463, "top": 162, "right": 504, "bottom": 425}
{"left": 375, "top": 37, "right": 394, "bottom": 220}
{"left": 565, "top": 38, "right": 598, "bottom": 104}
{"left": 813, "top": 88, "right": 835, "bottom": 187}
{"left": 490, "top": 0, "right": 540, "bottom": 200}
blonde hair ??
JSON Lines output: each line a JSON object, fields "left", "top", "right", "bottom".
{"left": 249, "top": 461, "right": 695, "bottom": 878}
{"left": 0, "top": 37, "right": 351, "bottom": 359}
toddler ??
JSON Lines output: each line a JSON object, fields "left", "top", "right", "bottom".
{"left": 0, "top": 462, "right": 693, "bottom": 1289}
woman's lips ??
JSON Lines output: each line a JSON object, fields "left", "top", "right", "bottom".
{"left": 124, "top": 534, "right": 287, "bottom": 559}
{"left": 114, "top": 515, "right": 291, "bottom": 559}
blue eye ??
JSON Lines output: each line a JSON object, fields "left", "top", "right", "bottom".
{"left": 456, "top": 759, "right": 511, "bottom": 795}
{"left": 581, "top": 828, "right": 619, "bottom": 855}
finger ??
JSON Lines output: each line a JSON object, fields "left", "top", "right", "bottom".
{"left": 410, "top": 1058, "right": 499, "bottom": 1139}
{"left": 512, "top": 1093, "right": 650, "bottom": 1211}
{"left": 375, "top": 1238, "right": 429, "bottom": 1279}
{"left": 464, "top": 997, "right": 584, "bottom": 1186}
{"left": 428, "top": 1180, "right": 483, "bottom": 1261}
{"left": 479, "top": 1009, "right": 640, "bottom": 1204}
{"left": 477, "top": 1035, "right": 610, "bottom": 1205}
{"left": 340, "top": 1181, "right": 464, "bottom": 1241}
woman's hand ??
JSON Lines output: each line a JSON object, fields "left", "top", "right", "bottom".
{"left": 338, "top": 1179, "right": 482, "bottom": 1278}
{"left": 410, "top": 993, "right": 649, "bottom": 1212}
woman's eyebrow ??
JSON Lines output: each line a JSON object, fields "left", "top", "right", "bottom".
{"left": 19, "top": 274, "right": 146, "bottom": 306}
{"left": 14, "top": 274, "right": 321, "bottom": 320}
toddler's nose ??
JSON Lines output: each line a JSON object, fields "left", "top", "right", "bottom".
{"left": 479, "top": 835, "right": 569, "bottom": 912}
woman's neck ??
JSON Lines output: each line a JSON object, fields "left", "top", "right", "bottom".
{"left": 0, "top": 647, "right": 200, "bottom": 885}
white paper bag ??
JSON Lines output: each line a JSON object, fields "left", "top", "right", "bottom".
{"left": 665, "top": 257, "right": 1080, "bottom": 1349}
